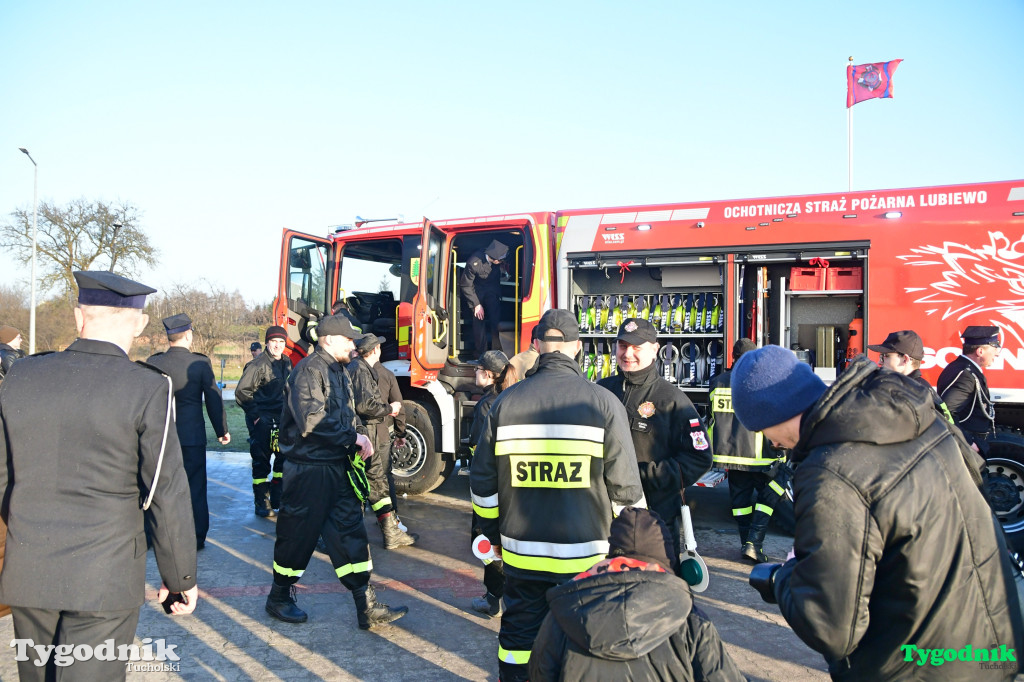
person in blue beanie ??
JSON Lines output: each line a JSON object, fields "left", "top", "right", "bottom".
{"left": 732, "top": 345, "right": 1022, "bottom": 681}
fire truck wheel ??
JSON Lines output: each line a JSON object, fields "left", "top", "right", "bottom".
{"left": 984, "top": 427, "right": 1024, "bottom": 552}
{"left": 392, "top": 401, "right": 445, "bottom": 496}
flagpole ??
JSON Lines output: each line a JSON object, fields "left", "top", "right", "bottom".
{"left": 848, "top": 56, "right": 853, "bottom": 192}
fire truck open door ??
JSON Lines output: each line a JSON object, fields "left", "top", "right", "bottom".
{"left": 410, "top": 219, "right": 452, "bottom": 385}
{"left": 275, "top": 229, "right": 333, "bottom": 361}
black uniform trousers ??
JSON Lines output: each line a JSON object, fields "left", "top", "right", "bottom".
{"left": 469, "top": 290, "right": 502, "bottom": 358}
{"left": 365, "top": 428, "right": 395, "bottom": 516}
{"left": 11, "top": 605, "right": 139, "bottom": 682}
{"left": 272, "top": 459, "right": 372, "bottom": 591}
{"left": 250, "top": 419, "right": 284, "bottom": 486}
{"left": 181, "top": 445, "right": 208, "bottom": 547}
{"left": 499, "top": 575, "right": 567, "bottom": 682}
{"left": 728, "top": 467, "right": 790, "bottom": 537}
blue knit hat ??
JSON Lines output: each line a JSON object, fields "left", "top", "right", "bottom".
{"left": 731, "top": 345, "right": 827, "bottom": 432}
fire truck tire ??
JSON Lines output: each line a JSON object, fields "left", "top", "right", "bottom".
{"left": 392, "top": 401, "right": 445, "bottom": 496}
{"left": 984, "top": 427, "right": 1024, "bottom": 552}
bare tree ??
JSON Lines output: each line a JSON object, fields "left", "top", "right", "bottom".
{"left": 145, "top": 282, "right": 260, "bottom": 357}
{"left": 1, "top": 198, "right": 158, "bottom": 300}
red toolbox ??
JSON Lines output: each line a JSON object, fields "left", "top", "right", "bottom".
{"left": 789, "top": 267, "right": 826, "bottom": 290}
{"left": 826, "top": 267, "right": 863, "bottom": 290}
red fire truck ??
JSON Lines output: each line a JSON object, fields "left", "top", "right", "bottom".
{"left": 274, "top": 179, "right": 1024, "bottom": 541}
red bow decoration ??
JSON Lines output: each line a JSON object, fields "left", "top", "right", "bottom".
{"left": 617, "top": 260, "right": 634, "bottom": 284}
{"left": 808, "top": 257, "right": 830, "bottom": 269}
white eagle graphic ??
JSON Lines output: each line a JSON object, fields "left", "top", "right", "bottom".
{"left": 899, "top": 231, "right": 1024, "bottom": 349}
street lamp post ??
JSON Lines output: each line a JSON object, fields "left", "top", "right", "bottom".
{"left": 18, "top": 148, "right": 38, "bottom": 355}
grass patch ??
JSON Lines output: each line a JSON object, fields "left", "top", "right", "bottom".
{"left": 205, "top": 402, "right": 252, "bottom": 452}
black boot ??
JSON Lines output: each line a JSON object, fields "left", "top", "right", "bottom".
{"left": 353, "top": 585, "right": 408, "bottom": 630}
{"left": 742, "top": 511, "right": 770, "bottom": 563}
{"left": 265, "top": 583, "right": 307, "bottom": 623}
{"left": 269, "top": 478, "right": 282, "bottom": 511}
{"left": 737, "top": 522, "right": 750, "bottom": 546}
{"left": 378, "top": 512, "right": 418, "bottom": 549}
{"left": 254, "top": 483, "right": 274, "bottom": 517}
{"left": 471, "top": 592, "right": 502, "bottom": 617}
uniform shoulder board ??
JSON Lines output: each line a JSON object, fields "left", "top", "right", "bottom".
{"left": 148, "top": 351, "right": 166, "bottom": 359}
{"left": 192, "top": 351, "right": 210, "bottom": 359}
{"left": 135, "top": 360, "right": 171, "bottom": 376}
{"left": 29, "top": 350, "right": 57, "bottom": 358}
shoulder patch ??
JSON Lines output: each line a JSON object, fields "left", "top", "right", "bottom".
{"left": 690, "top": 430, "right": 709, "bottom": 451}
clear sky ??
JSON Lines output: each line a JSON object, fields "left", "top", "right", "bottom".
{"left": 2, "top": 1, "right": 1022, "bottom": 304}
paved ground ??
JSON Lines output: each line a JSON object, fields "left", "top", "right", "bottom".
{"left": 0, "top": 452, "right": 833, "bottom": 681}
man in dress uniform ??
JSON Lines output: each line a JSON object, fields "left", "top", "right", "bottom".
{"left": 264, "top": 315, "right": 408, "bottom": 629}
{"left": 147, "top": 313, "right": 231, "bottom": 549}
{"left": 0, "top": 271, "right": 198, "bottom": 682}
{"left": 236, "top": 325, "right": 291, "bottom": 516}
{"left": 937, "top": 325, "right": 1000, "bottom": 454}
{"left": 459, "top": 239, "right": 509, "bottom": 359}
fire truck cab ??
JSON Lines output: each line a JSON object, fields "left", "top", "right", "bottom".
{"left": 275, "top": 180, "right": 1024, "bottom": 544}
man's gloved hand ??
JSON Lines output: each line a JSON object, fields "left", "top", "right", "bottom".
{"left": 749, "top": 562, "right": 782, "bottom": 604}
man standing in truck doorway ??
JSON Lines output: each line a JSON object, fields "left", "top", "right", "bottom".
{"left": 459, "top": 239, "right": 509, "bottom": 359}
{"left": 937, "top": 325, "right": 999, "bottom": 454}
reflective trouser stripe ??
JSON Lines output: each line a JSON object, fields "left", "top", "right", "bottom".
{"left": 371, "top": 497, "right": 392, "bottom": 512}
{"left": 755, "top": 503, "right": 775, "bottom": 516}
{"left": 733, "top": 506, "right": 753, "bottom": 517}
{"left": 769, "top": 480, "right": 785, "bottom": 496}
{"left": 273, "top": 561, "right": 304, "bottom": 578}
{"left": 498, "top": 646, "right": 531, "bottom": 665}
{"left": 253, "top": 477, "right": 269, "bottom": 484}
{"left": 271, "top": 471, "right": 283, "bottom": 479}
{"left": 502, "top": 549, "right": 606, "bottom": 575}
{"left": 495, "top": 439, "right": 603, "bottom": 458}
{"left": 336, "top": 560, "right": 373, "bottom": 578}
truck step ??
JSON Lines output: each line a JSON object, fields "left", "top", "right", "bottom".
{"left": 695, "top": 469, "right": 727, "bottom": 488}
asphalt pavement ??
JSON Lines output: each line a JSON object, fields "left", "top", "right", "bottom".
{"left": 0, "top": 452, "right": 831, "bottom": 681}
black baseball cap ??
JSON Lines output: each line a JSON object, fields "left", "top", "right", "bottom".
{"left": 355, "top": 333, "right": 386, "bottom": 353}
{"left": 74, "top": 271, "right": 156, "bottom": 309}
{"left": 162, "top": 313, "right": 192, "bottom": 335}
{"left": 317, "top": 314, "right": 361, "bottom": 340}
{"left": 471, "top": 350, "right": 510, "bottom": 374}
{"left": 961, "top": 325, "right": 1000, "bottom": 347}
{"left": 617, "top": 318, "right": 658, "bottom": 345}
{"left": 250, "top": 341, "right": 262, "bottom": 351}
{"left": 868, "top": 330, "right": 924, "bottom": 360}
{"left": 537, "top": 308, "right": 580, "bottom": 342}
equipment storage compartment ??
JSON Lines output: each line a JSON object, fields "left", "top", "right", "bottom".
{"left": 737, "top": 245, "right": 867, "bottom": 383}
{"left": 565, "top": 252, "right": 726, "bottom": 416}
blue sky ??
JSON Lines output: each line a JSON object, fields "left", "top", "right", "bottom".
{"left": 2, "top": 1, "right": 1022, "bottom": 303}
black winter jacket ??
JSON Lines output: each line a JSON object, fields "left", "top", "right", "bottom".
{"left": 530, "top": 559, "right": 745, "bottom": 681}
{"left": 235, "top": 351, "right": 290, "bottom": 423}
{"left": 598, "top": 362, "right": 712, "bottom": 524}
{"left": 774, "top": 357, "right": 1022, "bottom": 681}
{"left": 347, "top": 355, "right": 391, "bottom": 445}
{"left": 277, "top": 346, "right": 360, "bottom": 465}
{"left": 0, "top": 343, "right": 24, "bottom": 381}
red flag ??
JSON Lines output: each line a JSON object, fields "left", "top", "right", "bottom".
{"left": 846, "top": 59, "right": 903, "bottom": 108}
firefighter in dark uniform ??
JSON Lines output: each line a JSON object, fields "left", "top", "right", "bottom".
{"left": 0, "top": 271, "right": 197, "bottom": 682}
{"left": 471, "top": 308, "right": 645, "bottom": 682}
{"left": 708, "top": 338, "right": 788, "bottom": 563}
{"left": 459, "top": 239, "right": 509, "bottom": 358}
{"left": 869, "top": 329, "right": 955, "bottom": 422}
{"left": 598, "top": 318, "right": 713, "bottom": 558}
{"left": 373, "top": 355, "right": 409, "bottom": 529}
{"left": 236, "top": 325, "right": 291, "bottom": 516}
{"left": 264, "top": 315, "right": 409, "bottom": 629}
{"left": 937, "top": 325, "right": 1000, "bottom": 454}
{"left": 348, "top": 332, "right": 417, "bottom": 549}
{"left": 147, "top": 313, "right": 230, "bottom": 549}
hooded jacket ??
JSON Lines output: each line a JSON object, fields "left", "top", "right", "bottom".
{"left": 773, "top": 357, "right": 1022, "bottom": 681}
{"left": 530, "top": 557, "right": 744, "bottom": 681}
